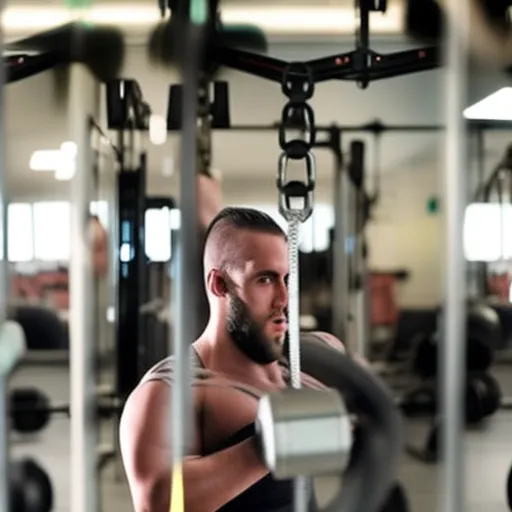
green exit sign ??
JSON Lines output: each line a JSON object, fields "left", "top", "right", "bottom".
{"left": 427, "top": 196, "right": 439, "bottom": 215}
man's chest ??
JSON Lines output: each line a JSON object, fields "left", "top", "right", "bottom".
{"left": 197, "top": 367, "right": 326, "bottom": 454}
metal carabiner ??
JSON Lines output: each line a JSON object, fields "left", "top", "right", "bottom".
{"left": 277, "top": 151, "right": 316, "bottom": 223}
{"left": 278, "top": 183, "right": 314, "bottom": 223}
{"left": 277, "top": 152, "right": 316, "bottom": 192}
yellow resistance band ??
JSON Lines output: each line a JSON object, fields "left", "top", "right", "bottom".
{"left": 170, "top": 462, "right": 184, "bottom": 512}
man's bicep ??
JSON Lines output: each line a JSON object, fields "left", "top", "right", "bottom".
{"left": 120, "top": 382, "right": 173, "bottom": 486}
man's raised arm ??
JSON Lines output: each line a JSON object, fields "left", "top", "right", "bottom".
{"left": 119, "top": 381, "right": 268, "bottom": 512}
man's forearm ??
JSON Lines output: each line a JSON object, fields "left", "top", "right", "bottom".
{"left": 151, "top": 438, "right": 268, "bottom": 512}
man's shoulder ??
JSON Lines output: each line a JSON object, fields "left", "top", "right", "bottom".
{"left": 138, "top": 352, "right": 214, "bottom": 388}
{"left": 300, "top": 330, "right": 346, "bottom": 353}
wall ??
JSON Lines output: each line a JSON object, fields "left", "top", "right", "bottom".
{"left": 7, "top": 39, "right": 512, "bottom": 313}
{"left": 366, "top": 165, "right": 441, "bottom": 308}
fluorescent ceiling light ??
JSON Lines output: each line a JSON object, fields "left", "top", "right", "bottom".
{"left": 29, "top": 150, "right": 62, "bottom": 171}
{"left": 2, "top": 4, "right": 402, "bottom": 35}
{"left": 29, "top": 141, "right": 77, "bottom": 181}
{"left": 463, "top": 87, "right": 512, "bottom": 121}
{"left": 54, "top": 160, "right": 76, "bottom": 181}
{"left": 222, "top": 6, "right": 402, "bottom": 34}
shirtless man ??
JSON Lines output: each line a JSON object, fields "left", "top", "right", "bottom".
{"left": 120, "top": 206, "right": 346, "bottom": 512}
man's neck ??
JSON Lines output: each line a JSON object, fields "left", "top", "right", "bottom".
{"left": 195, "top": 324, "right": 285, "bottom": 387}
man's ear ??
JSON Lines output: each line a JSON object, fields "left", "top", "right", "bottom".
{"left": 208, "top": 270, "right": 228, "bottom": 297}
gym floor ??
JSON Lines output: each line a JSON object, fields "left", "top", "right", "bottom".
{"left": 9, "top": 360, "right": 512, "bottom": 512}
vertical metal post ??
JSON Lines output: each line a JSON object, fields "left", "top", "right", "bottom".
{"left": 0, "top": 378, "right": 7, "bottom": 512}
{"left": 0, "top": 4, "right": 7, "bottom": 511}
{"left": 354, "top": 238, "right": 370, "bottom": 359}
{"left": 475, "top": 128, "right": 485, "bottom": 193}
{"left": 0, "top": 1, "right": 6, "bottom": 332}
{"left": 171, "top": 23, "right": 202, "bottom": 496}
{"left": 440, "top": 1, "right": 468, "bottom": 512}
{"left": 0, "top": 324, "right": 26, "bottom": 512}
{"left": 68, "top": 64, "right": 99, "bottom": 512}
{"left": 473, "top": 128, "right": 487, "bottom": 297}
{"left": 104, "top": 146, "right": 119, "bottom": 356}
{"left": 346, "top": 180, "right": 358, "bottom": 354}
{"left": 332, "top": 142, "right": 350, "bottom": 345}
{"left": 116, "top": 164, "right": 146, "bottom": 395}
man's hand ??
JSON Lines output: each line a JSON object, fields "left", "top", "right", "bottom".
{"left": 197, "top": 175, "right": 222, "bottom": 229}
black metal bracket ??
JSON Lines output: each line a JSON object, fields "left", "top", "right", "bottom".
{"left": 211, "top": 43, "right": 440, "bottom": 86}
{"left": 208, "top": 0, "right": 439, "bottom": 86}
{"left": 106, "top": 79, "right": 151, "bottom": 131}
{"left": 4, "top": 53, "right": 65, "bottom": 84}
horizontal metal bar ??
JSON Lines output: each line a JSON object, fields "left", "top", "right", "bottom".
{"left": 207, "top": 122, "right": 511, "bottom": 133}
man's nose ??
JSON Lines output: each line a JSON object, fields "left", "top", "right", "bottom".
{"left": 273, "top": 281, "right": 288, "bottom": 308}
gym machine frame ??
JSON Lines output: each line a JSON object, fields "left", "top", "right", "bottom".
{"left": 163, "top": 2, "right": 468, "bottom": 511}
{"left": 0, "top": 2, "right": 483, "bottom": 512}
{"left": 106, "top": 79, "right": 153, "bottom": 398}
{"left": 162, "top": 3, "right": 404, "bottom": 512}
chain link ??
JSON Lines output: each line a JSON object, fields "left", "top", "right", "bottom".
{"left": 277, "top": 63, "right": 317, "bottom": 225}
{"left": 276, "top": 62, "right": 316, "bottom": 512}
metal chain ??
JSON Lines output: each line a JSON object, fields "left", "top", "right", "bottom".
{"left": 277, "top": 62, "right": 316, "bottom": 383}
{"left": 276, "top": 62, "right": 316, "bottom": 512}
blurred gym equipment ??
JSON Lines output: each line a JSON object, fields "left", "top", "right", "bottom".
{"left": 2, "top": 0, "right": 512, "bottom": 511}
{"left": 147, "top": 1, "right": 408, "bottom": 511}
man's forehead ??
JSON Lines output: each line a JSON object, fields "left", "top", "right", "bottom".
{"left": 236, "top": 229, "right": 287, "bottom": 247}
{"left": 229, "top": 230, "right": 287, "bottom": 272}
{"left": 242, "top": 251, "right": 289, "bottom": 275}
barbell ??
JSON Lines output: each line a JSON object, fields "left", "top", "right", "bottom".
{"left": 9, "top": 387, "right": 125, "bottom": 434}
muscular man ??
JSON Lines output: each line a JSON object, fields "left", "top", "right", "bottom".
{"left": 120, "top": 207, "right": 346, "bottom": 512}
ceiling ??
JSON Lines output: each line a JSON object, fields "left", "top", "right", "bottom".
{"left": 3, "top": 1, "right": 512, "bottom": 202}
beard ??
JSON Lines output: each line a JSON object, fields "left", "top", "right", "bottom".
{"left": 226, "top": 292, "right": 285, "bottom": 365}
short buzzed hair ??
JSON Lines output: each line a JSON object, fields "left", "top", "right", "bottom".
{"left": 204, "top": 207, "right": 286, "bottom": 273}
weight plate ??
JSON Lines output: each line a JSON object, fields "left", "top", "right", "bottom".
{"left": 10, "top": 388, "right": 51, "bottom": 434}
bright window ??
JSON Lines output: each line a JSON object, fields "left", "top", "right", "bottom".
{"left": 145, "top": 207, "right": 173, "bottom": 262}
{"left": 8, "top": 203, "right": 34, "bottom": 262}
{"left": 33, "top": 201, "right": 71, "bottom": 261}
{"left": 464, "top": 203, "right": 512, "bottom": 262}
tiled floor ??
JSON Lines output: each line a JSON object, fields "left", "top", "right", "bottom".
{"left": 7, "top": 359, "right": 512, "bottom": 511}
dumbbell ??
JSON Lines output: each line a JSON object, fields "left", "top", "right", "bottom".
{"left": 465, "top": 372, "right": 502, "bottom": 424}
{"left": 9, "top": 387, "right": 125, "bottom": 434}
{"left": 10, "top": 458, "right": 53, "bottom": 512}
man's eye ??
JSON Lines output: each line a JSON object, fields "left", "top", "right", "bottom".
{"left": 259, "top": 276, "right": 272, "bottom": 284}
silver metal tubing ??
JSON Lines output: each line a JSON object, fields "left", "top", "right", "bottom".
{"left": 354, "top": 242, "right": 370, "bottom": 359}
{"left": 68, "top": 64, "right": 100, "bottom": 512}
{"left": 0, "top": 2, "right": 7, "bottom": 509}
{"left": 0, "top": 378, "right": 8, "bottom": 512}
{"left": 171, "top": 25, "right": 202, "bottom": 473}
{"left": 331, "top": 160, "right": 350, "bottom": 343}
{"left": 346, "top": 182, "right": 358, "bottom": 355}
{"left": 441, "top": 1, "right": 469, "bottom": 511}
{"left": 0, "top": 322, "right": 26, "bottom": 512}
